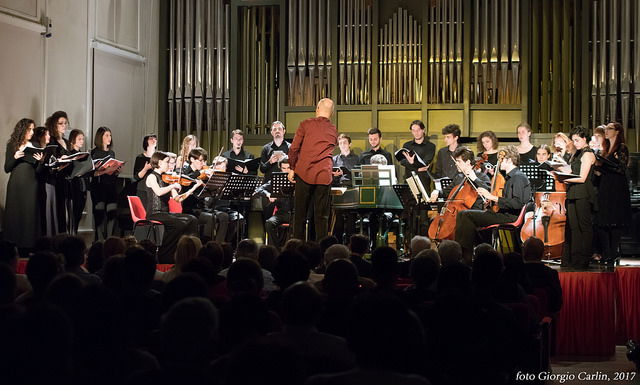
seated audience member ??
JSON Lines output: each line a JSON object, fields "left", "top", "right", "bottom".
{"left": 73, "top": 284, "right": 159, "bottom": 384}
{"left": 258, "top": 244, "right": 280, "bottom": 273}
{"left": 307, "top": 293, "right": 430, "bottom": 385}
{"left": 494, "top": 252, "right": 533, "bottom": 303}
{"left": 323, "top": 244, "right": 351, "bottom": 270}
{"left": 0, "top": 264, "right": 16, "bottom": 305}
{"left": 160, "top": 297, "right": 219, "bottom": 376}
{"left": 438, "top": 240, "right": 463, "bottom": 266}
{"left": 371, "top": 246, "right": 399, "bottom": 292}
{"left": 44, "top": 273, "right": 84, "bottom": 317}
{"left": 272, "top": 250, "right": 310, "bottom": 291}
{"left": 220, "top": 239, "right": 277, "bottom": 292}
{"left": 317, "top": 259, "right": 361, "bottom": 338}
{"left": 403, "top": 251, "right": 441, "bottom": 306}
{"left": 318, "top": 235, "right": 339, "bottom": 257}
{"left": 103, "top": 236, "right": 126, "bottom": 260}
{"left": 410, "top": 235, "right": 431, "bottom": 257}
{"left": 424, "top": 262, "right": 518, "bottom": 385}
{"left": 59, "top": 235, "right": 102, "bottom": 285}
{"left": 0, "top": 240, "right": 32, "bottom": 297}
{"left": 163, "top": 235, "right": 202, "bottom": 283}
{"left": 266, "top": 282, "right": 356, "bottom": 376}
{"left": 17, "top": 252, "right": 62, "bottom": 305}
{"left": 348, "top": 234, "right": 373, "bottom": 278}
{"left": 160, "top": 272, "right": 208, "bottom": 312}
{"left": 121, "top": 247, "right": 164, "bottom": 347}
{"left": 226, "top": 258, "right": 264, "bottom": 297}
{"left": 522, "top": 237, "right": 563, "bottom": 314}
{"left": 86, "top": 241, "right": 105, "bottom": 274}
{"left": 299, "top": 241, "right": 324, "bottom": 283}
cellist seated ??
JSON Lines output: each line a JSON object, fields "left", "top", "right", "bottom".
{"left": 454, "top": 145, "right": 532, "bottom": 264}
{"left": 428, "top": 146, "right": 491, "bottom": 209}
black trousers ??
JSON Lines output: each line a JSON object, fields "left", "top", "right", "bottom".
{"left": 265, "top": 213, "right": 291, "bottom": 248}
{"left": 455, "top": 209, "right": 517, "bottom": 264}
{"left": 293, "top": 176, "right": 330, "bottom": 241}
{"left": 148, "top": 212, "right": 198, "bottom": 263}
{"left": 562, "top": 198, "right": 593, "bottom": 269}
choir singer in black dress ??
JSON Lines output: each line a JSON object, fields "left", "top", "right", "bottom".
{"left": 559, "top": 126, "right": 597, "bottom": 269}
{"left": 90, "top": 126, "right": 119, "bottom": 240}
{"left": 4, "top": 118, "right": 42, "bottom": 253}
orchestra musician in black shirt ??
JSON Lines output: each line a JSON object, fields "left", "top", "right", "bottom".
{"left": 455, "top": 145, "right": 532, "bottom": 264}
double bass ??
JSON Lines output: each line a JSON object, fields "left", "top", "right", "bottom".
{"left": 428, "top": 159, "right": 486, "bottom": 241}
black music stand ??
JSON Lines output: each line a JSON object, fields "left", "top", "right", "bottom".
{"left": 221, "top": 174, "right": 263, "bottom": 242}
{"left": 520, "top": 164, "right": 553, "bottom": 192}
{"left": 200, "top": 171, "right": 231, "bottom": 199}
{"left": 271, "top": 172, "right": 295, "bottom": 198}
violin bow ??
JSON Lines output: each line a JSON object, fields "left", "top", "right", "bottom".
{"left": 196, "top": 146, "right": 225, "bottom": 198}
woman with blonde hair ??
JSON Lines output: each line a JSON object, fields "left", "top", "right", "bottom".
{"left": 552, "top": 132, "right": 574, "bottom": 163}
{"left": 163, "top": 235, "right": 203, "bottom": 282}
{"left": 176, "top": 135, "right": 199, "bottom": 170}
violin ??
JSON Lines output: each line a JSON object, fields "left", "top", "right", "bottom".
{"left": 520, "top": 192, "right": 566, "bottom": 259}
{"left": 485, "top": 150, "right": 506, "bottom": 212}
{"left": 162, "top": 172, "right": 196, "bottom": 186}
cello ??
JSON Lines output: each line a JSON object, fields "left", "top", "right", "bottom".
{"left": 485, "top": 151, "right": 506, "bottom": 212}
{"left": 428, "top": 159, "right": 486, "bottom": 241}
{"left": 520, "top": 191, "right": 566, "bottom": 259}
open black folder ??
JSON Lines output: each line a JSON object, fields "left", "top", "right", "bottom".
{"left": 23, "top": 144, "right": 58, "bottom": 164}
{"left": 394, "top": 148, "right": 427, "bottom": 168}
{"left": 227, "top": 157, "right": 260, "bottom": 174}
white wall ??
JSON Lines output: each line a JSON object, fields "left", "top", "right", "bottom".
{"left": 0, "top": 0, "right": 159, "bottom": 232}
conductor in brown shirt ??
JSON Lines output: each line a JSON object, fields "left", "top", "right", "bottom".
{"left": 287, "top": 98, "right": 337, "bottom": 241}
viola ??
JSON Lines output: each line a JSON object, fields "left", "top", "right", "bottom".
{"left": 161, "top": 172, "right": 196, "bottom": 186}
{"left": 520, "top": 192, "right": 566, "bottom": 259}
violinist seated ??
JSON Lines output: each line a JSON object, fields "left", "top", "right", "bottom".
{"left": 454, "top": 145, "right": 532, "bottom": 265}
{"left": 182, "top": 152, "right": 239, "bottom": 244}
{"left": 427, "top": 146, "right": 491, "bottom": 208}
{"left": 180, "top": 147, "right": 217, "bottom": 241}
{"left": 145, "top": 151, "right": 202, "bottom": 263}
{"left": 255, "top": 160, "right": 293, "bottom": 249}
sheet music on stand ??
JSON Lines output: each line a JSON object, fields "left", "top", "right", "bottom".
{"left": 519, "top": 164, "right": 554, "bottom": 191}
{"left": 436, "top": 177, "right": 453, "bottom": 192}
{"left": 200, "top": 171, "right": 231, "bottom": 198}
{"left": 271, "top": 172, "right": 295, "bottom": 198}
{"left": 221, "top": 174, "right": 263, "bottom": 200}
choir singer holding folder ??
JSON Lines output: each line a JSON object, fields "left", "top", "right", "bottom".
{"left": 287, "top": 98, "right": 337, "bottom": 241}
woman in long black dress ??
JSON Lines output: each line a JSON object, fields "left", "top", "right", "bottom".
{"left": 4, "top": 118, "right": 43, "bottom": 254}
{"left": 45, "top": 111, "right": 70, "bottom": 233}
{"left": 31, "top": 126, "right": 57, "bottom": 237}
{"left": 596, "top": 122, "right": 632, "bottom": 264}
{"left": 68, "top": 129, "right": 88, "bottom": 234}
{"left": 90, "top": 126, "right": 119, "bottom": 240}
{"left": 133, "top": 133, "right": 157, "bottom": 209}
{"left": 560, "top": 126, "right": 597, "bottom": 269}
{"left": 144, "top": 151, "right": 201, "bottom": 263}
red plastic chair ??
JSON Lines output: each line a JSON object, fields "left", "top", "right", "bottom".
{"left": 168, "top": 198, "right": 183, "bottom": 213}
{"left": 127, "top": 196, "right": 164, "bottom": 245}
{"left": 479, "top": 203, "right": 531, "bottom": 255}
